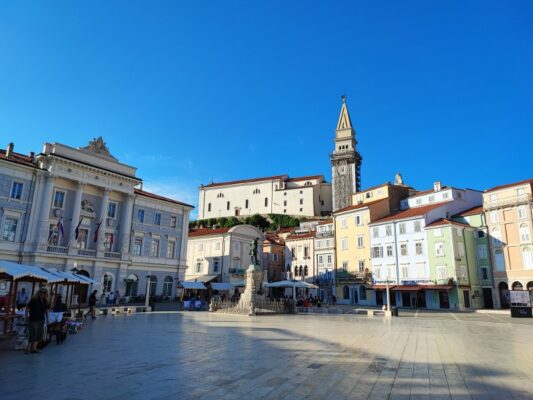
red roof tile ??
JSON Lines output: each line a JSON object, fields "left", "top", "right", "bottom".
{"left": 201, "top": 174, "right": 288, "bottom": 188}
{"left": 285, "top": 232, "right": 315, "bottom": 241}
{"left": 453, "top": 206, "right": 483, "bottom": 218}
{"left": 135, "top": 189, "right": 194, "bottom": 208}
{"left": 334, "top": 198, "right": 388, "bottom": 215}
{"left": 0, "top": 150, "right": 38, "bottom": 168}
{"left": 188, "top": 227, "right": 230, "bottom": 237}
{"left": 425, "top": 218, "right": 470, "bottom": 229}
{"left": 370, "top": 201, "right": 450, "bottom": 224}
{"left": 317, "top": 219, "right": 333, "bottom": 225}
{"left": 485, "top": 178, "right": 533, "bottom": 193}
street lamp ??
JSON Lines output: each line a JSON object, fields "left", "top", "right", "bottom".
{"left": 145, "top": 274, "right": 152, "bottom": 309}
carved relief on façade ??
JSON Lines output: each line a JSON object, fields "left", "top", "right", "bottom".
{"left": 80, "top": 136, "right": 118, "bottom": 161}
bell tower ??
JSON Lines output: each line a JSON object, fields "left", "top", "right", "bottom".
{"left": 330, "top": 96, "right": 362, "bottom": 211}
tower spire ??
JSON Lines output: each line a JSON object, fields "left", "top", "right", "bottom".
{"left": 336, "top": 95, "right": 353, "bottom": 131}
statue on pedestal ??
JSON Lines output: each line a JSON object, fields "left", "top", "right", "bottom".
{"left": 250, "top": 237, "right": 259, "bottom": 265}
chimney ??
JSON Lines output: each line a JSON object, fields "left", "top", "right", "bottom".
{"left": 6, "top": 142, "right": 14, "bottom": 158}
{"left": 433, "top": 181, "right": 442, "bottom": 192}
{"left": 29, "top": 151, "right": 35, "bottom": 160}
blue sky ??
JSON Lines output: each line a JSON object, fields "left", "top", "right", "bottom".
{"left": 1, "top": 1, "right": 532, "bottom": 218}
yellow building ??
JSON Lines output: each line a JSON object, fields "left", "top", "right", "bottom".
{"left": 333, "top": 182, "right": 411, "bottom": 304}
{"left": 483, "top": 178, "right": 533, "bottom": 308}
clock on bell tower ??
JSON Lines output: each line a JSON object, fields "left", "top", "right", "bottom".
{"left": 330, "top": 95, "right": 362, "bottom": 212}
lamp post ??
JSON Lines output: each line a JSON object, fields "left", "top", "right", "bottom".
{"left": 385, "top": 274, "right": 392, "bottom": 317}
{"left": 145, "top": 274, "right": 152, "bottom": 310}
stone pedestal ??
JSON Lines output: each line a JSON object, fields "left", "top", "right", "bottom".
{"left": 239, "top": 263, "right": 265, "bottom": 315}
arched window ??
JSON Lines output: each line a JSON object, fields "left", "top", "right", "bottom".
{"left": 253, "top": 188, "right": 261, "bottom": 194}
{"left": 304, "top": 266, "right": 308, "bottom": 276}
{"left": 491, "top": 227, "right": 501, "bottom": 247}
{"left": 226, "top": 201, "right": 230, "bottom": 210}
{"left": 519, "top": 224, "right": 530, "bottom": 243}
{"left": 343, "top": 285, "right": 350, "bottom": 300}
{"left": 162, "top": 276, "right": 173, "bottom": 297}
{"left": 264, "top": 197, "right": 268, "bottom": 207}
{"left": 512, "top": 281, "right": 523, "bottom": 290}
{"left": 208, "top": 203, "right": 212, "bottom": 212}
{"left": 298, "top": 266, "right": 303, "bottom": 276}
{"left": 294, "top": 266, "right": 299, "bottom": 277}
{"left": 102, "top": 273, "right": 113, "bottom": 293}
{"left": 149, "top": 276, "right": 157, "bottom": 296}
{"left": 125, "top": 274, "right": 139, "bottom": 296}
{"left": 217, "top": 193, "right": 224, "bottom": 198}
{"left": 522, "top": 247, "right": 533, "bottom": 269}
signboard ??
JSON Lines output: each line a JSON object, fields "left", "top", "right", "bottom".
{"left": 510, "top": 290, "right": 532, "bottom": 318}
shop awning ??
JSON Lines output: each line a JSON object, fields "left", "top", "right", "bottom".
{"left": 0, "top": 260, "right": 62, "bottom": 282}
{"left": 423, "top": 285, "right": 453, "bottom": 291}
{"left": 369, "top": 285, "right": 397, "bottom": 290}
{"left": 192, "top": 274, "right": 219, "bottom": 283}
{"left": 266, "top": 280, "right": 319, "bottom": 289}
{"left": 391, "top": 285, "right": 424, "bottom": 292}
{"left": 181, "top": 281, "right": 207, "bottom": 290}
{"left": 211, "top": 283, "right": 234, "bottom": 291}
{"left": 231, "top": 280, "right": 245, "bottom": 287}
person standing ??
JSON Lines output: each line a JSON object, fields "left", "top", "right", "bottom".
{"left": 16, "top": 287, "right": 29, "bottom": 310}
{"left": 85, "top": 290, "right": 98, "bottom": 320}
{"left": 25, "top": 287, "right": 50, "bottom": 354}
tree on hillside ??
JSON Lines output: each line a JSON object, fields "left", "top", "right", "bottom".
{"left": 245, "top": 214, "right": 269, "bottom": 231}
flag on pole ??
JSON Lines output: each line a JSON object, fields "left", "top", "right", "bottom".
{"left": 109, "top": 224, "right": 120, "bottom": 248}
{"left": 56, "top": 218, "right": 65, "bottom": 239}
{"left": 74, "top": 217, "right": 83, "bottom": 240}
{"left": 94, "top": 220, "right": 103, "bottom": 243}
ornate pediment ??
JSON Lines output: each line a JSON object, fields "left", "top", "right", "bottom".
{"left": 80, "top": 137, "right": 117, "bottom": 161}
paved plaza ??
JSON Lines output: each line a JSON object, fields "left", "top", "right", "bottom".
{"left": 1, "top": 311, "right": 533, "bottom": 400}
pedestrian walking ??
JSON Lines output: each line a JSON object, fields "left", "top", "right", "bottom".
{"left": 85, "top": 290, "right": 98, "bottom": 320}
{"left": 25, "top": 287, "right": 50, "bottom": 354}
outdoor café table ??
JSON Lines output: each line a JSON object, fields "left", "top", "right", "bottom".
{"left": 0, "top": 313, "right": 21, "bottom": 335}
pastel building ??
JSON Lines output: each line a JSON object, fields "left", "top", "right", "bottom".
{"left": 314, "top": 220, "right": 335, "bottom": 299}
{"left": 286, "top": 230, "right": 316, "bottom": 283}
{"left": 368, "top": 182, "right": 482, "bottom": 309}
{"left": 0, "top": 139, "right": 193, "bottom": 301}
{"left": 483, "top": 178, "right": 533, "bottom": 308}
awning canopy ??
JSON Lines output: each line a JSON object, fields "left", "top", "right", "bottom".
{"left": 191, "top": 274, "right": 219, "bottom": 283}
{"left": 369, "top": 285, "right": 397, "bottom": 290}
{"left": 231, "top": 280, "right": 245, "bottom": 287}
{"left": 266, "top": 280, "right": 319, "bottom": 289}
{"left": 0, "top": 260, "right": 63, "bottom": 282}
{"left": 424, "top": 285, "right": 453, "bottom": 291}
{"left": 211, "top": 282, "right": 234, "bottom": 291}
{"left": 391, "top": 285, "right": 424, "bottom": 292}
{"left": 181, "top": 281, "right": 207, "bottom": 290}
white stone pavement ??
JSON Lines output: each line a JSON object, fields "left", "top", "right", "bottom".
{"left": 0, "top": 311, "right": 532, "bottom": 400}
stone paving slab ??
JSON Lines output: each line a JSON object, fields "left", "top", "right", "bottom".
{"left": 0, "top": 312, "right": 532, "bottom": 400}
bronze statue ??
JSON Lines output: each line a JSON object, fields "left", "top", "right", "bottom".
{"left": 250, "top": 237, "right": 259, "bottom": 265}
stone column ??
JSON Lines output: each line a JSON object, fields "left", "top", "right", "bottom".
{"left": 68, "top": 182, "right": 85, "bottom": 249}
{"left": 120, "top": 193, "right": 135, "bottom": 256}
{"left": 179, "top": 209, "right": 190, "bottom": 263}
{"left": 36, "top": 174, "right": 56, "bottom": 250}
{"left": 96, "top": 188, "right": 110, "bottom": 253}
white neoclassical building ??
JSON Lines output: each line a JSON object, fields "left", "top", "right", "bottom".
{"left": 197, "top": 174, "right": 332, "bottom": 220}
{"left": 0, "top": 139, "right": 193, "bottom": 301}
{"left": 185, "top": 224, "right": 265, "bottom": 285}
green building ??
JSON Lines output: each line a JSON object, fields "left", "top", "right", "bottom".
{"left": 425, "top": 218, "right": 482, "bottom": 310}
{"left": 452, "top": 206, "right": 494, "bottom": 308}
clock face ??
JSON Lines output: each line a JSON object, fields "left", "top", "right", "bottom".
{"left": 338, "top": 165, "right": 346, "bottom": 175}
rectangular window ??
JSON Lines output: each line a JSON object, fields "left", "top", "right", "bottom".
{"left": 490, "top": 194, "right": 497, "bottom": 204}
{"left": 428, "top": 195, "right": 435, "bottom": 203}
{"left": 371, "top": 246, "right": 383, "bottom": 258}
{"left": 283, "top": 200, "right": 287, "bottom": 206}
{"left": 437, "top": 266, "right": 447, "bottom": 280}
{"left": 137, "top": 209, "right": 145, "bottom": 223}
{"left": 318, "top": 255, "right": 323, "bottom": 264}
{"left": 372, "top": 227, "right": 379, "bottom": 238}
{"left": 518, "top": 206, "right": 527, "bottom": 219}
{"left": 208, "top": 203, "right": 212, "bottom": 212}
{"left": 245, "top": 199, "right": 249, "bottom": 208}
{"left": 10, "top": 182, "right": 23, "bottom": 200}
{"left": 342, "top": 261, "right": 348, "bottom": 271}
{"left": 435, "top": 243, "right": 445, "bottom": 256}
{"left": 196, "top": 262, "right": 202, "bottom": 273}
{"left": 327, "top": 254, "right": 332, "bottom": 264}
{"left": 341, "top": 218, "right": 347, "bottom": 229}
{"left": 170, "top": 216, "right": 177, "bottom": 228}
{"left": 133, "top": 238, "right": 143, "bottom": 256}
{"left": 48, "top": 224, "right": 59, "bottom": 246}
{"left": 416, "top": 198, "right": 422, "bottom": 205}
{"left": 457, "top": 242, "right": 465, "bottom": 257}
{"left": 481, "top": 267, "right": 488, "bottom": 280}
{"left": 415, "top": 242, "right": 423, "bottom": 255}
{"left": 416, "top": 263, "right": 426, "bottom": 278}
{"left": 53, "top": 190, "right": 66, "bottom": 209}
{"left": 167, "top": 241, "right": 175, "bottom": 258}
{"left": 414, "top": 221, "right": 421, "bottom": 233}
{"left": 215, "top": 242, "right": 221, "bottom": 251}
{"left": 265, "top": 198, "right": 268, "bottom": 207}
{"left": 357, "top": 236, "right": 364, "bottom": 248}
{"left": 358, "top": 260, "right": 365, "bottom": 272}
{"left": 107, "top": 202, "right": 117, "bottom": 219}
{"left": 355, "top": 215, "right": 362, "bottom": 226}
{"left": 477, "top": 244, "right": 487, "bottom": 259}
{"left": 198, "top": 243, "right": 204, "bottom": 252}
{"left": 154, "top": 213, "right": 161, "bottom": 226}
{"left": 399, "top": 223, "right": 406, "bottom": 234}
{"left": 386, "top": 245, "right": 393, "bottom": 257}
{"left": 304, "top": 246, "right": 309, "bottom": 258}
{"left": 401, "top": 265, "right": 409, "bottom": 278}
{"left": 459, "top": 265, "right": 467, "bottom": 279}
{"left": 374, "top": 267, "right": 381, "bottom": 279}
{"left": 385, "top": 225, "right": 392, "bottom": 236}
{"left": 341, "top": 238, "right": 348, "bottom": 251}
{"left": 299, "top": 199, "right": 303, "bottom": 205}
{"left": 434, "top": 228, "right": 442, "bottom": 237}
{"left": 490, "top": 211, "right": 498, "bottom": 223}
{"left": 151, "top": 238, "right": 160, "bottom": 257}
{"left": 227, "top": 201, "right": 230, "bottom": 210}
{"left": 2, "top": 217, "right": 18, "bottom": 242}
{"left": 400, "top": 243, "right": 408, "bottom": 256}
{"left": 77, "top": 229, "right": 88, "bottom": 250}
{"left": 213, "top": 261, "right": 219, "bottom": 272}
{"left": 104, "top": 233, "right": 113, "bottom": 251}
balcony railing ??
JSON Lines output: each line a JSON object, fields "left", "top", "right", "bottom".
{"left": 46, "top": 245, "right": 68, "bottom": 254}
{"left": 485, "top": 194, "right": 532, "bottom": 210}
{"left": 78, "top": 249, "right": 96, "bottom": 257}
{"left": 104, "top": 251, "right": 121, "bottom": 259}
